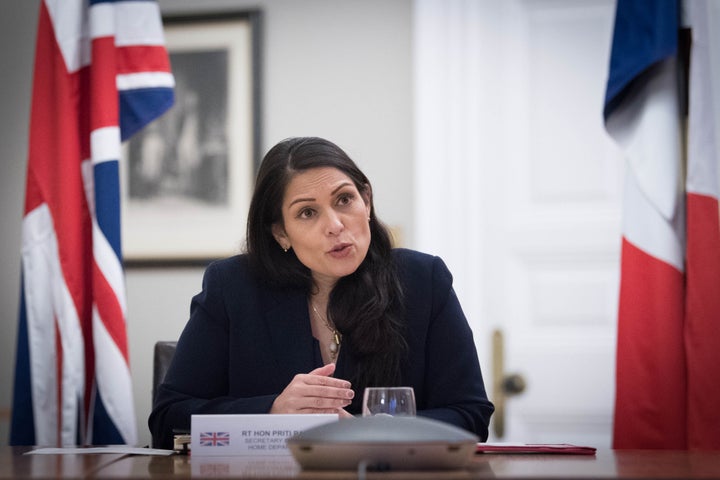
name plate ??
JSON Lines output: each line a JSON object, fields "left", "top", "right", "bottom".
{"left": 191, "top": 414, "right": 338, "bottom": 456}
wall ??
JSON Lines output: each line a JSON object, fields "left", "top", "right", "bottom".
{"left": 0, "top": 0, "right": 412, "bottom": 447}
{"left": 0, "top": 0, "right": 40, "bottom": 446}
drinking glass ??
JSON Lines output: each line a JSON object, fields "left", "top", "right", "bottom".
{"left": 362, "top": 387, "right": 416, "bottom": 417}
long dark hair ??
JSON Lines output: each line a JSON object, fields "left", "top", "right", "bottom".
{"left": 245, "top": 137, "right": 407, "bottom": 391}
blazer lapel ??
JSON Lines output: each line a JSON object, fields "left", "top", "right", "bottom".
{"left": 263, "top": 288, "right": 317, "bottom": 380}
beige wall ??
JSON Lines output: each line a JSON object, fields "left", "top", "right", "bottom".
{"left": 0, "top": 0, "right": 412, "bottom": 447}
{"left": 0, "top": 0, "right": 40, "bottom": 446}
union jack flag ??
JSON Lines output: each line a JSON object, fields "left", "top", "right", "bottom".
{"left": 10, "top": 0, "right": 174, "bottom": 446}
{"left": 200, "top": 432, "right": 231, "bottom": 447}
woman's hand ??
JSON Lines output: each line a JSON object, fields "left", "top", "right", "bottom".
{"left": 270, "top": 363, "right": 355, "bottom": 414}
{"left": 336, "top": 408, "right": 354, "bottom": 419}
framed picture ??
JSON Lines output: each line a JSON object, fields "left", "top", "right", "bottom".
{"left": 122, "top": 11, "right": 262, "bottom": 266}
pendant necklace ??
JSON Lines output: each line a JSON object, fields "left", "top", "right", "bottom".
{"left": 310, "top": 302, "right": 342, "bottom": 360}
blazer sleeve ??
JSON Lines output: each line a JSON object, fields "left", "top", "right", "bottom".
{"left": 405, "top": 253, "right": 495, "bottom": 441}
{"left": 148, "top": 259, "right": 278, "bottom": 449}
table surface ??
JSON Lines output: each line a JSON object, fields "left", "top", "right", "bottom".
{"left": 3, "top": 447, "right": 720, "bottom": 479}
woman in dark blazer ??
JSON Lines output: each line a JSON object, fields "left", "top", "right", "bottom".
{"left": 149, "top": 137, "right": 494, "bottom": 449}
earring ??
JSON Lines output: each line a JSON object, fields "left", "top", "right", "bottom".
{"left": 283, "top": 246, "right": 288, "bottom": 253}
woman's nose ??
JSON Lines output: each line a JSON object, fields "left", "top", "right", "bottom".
{"left": 325, "top": 211, "right": 344, "bottom": 235}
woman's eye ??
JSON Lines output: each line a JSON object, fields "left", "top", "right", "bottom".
{"left": 337, "top": 193, "right": 353, "bottom": 206}
{"left": 298, "top": 208, "right": 315, "bottom": 219}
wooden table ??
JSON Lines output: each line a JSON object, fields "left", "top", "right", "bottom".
{"left": 3, "top": 447, "right": 720, "bottom": 479}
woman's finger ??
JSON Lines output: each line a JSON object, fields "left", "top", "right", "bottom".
{"left": 308, "top": 363, "right": 336, "bottom": 377}
{"left": 271, "top": 367, "right": 353, "bottom": 413}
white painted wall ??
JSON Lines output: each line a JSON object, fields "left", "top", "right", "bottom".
{"left": 0, "top": 0, "right": 41, "bottom": 447}
{"left": 0, "top": 0, "right": 412, "bottom": 447}
{"left": 0, "top": 0, "right": 625, "bottom": 451}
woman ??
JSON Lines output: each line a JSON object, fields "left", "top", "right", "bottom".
{"left": 149, "top": 137, "right": 494, "bottom": 448}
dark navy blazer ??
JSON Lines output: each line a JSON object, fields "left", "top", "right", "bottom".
{"left": 149, "top": 248, "right": 494, "bottom": 448}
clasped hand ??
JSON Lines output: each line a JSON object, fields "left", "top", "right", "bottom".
{"left": 270, "top": 363, "right": 354, "bottom": 418}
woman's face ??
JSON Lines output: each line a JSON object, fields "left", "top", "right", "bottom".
{"left": 272, "top": 167, "right": 372, "bottom": 290}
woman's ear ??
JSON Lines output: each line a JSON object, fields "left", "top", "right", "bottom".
{"left": 362, "top": 183, "right": 372, "bottom": 213}
{"left": 271, "top": 223, "right": 290, "bottom": 251}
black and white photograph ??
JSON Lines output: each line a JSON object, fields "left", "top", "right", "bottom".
{"left": 122, "top": 12, "right": 260, "bottom": 264}
{"left": 127, "top": 50, "right": 230, "bottom": 207}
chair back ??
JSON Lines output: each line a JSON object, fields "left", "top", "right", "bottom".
{"left": 152, "top": 341, "right": 177, "bottom": 405}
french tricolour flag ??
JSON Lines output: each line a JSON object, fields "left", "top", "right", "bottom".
{"left": 605, "top": 0, "right": 720, "bottom": 449}
{"left": 10, "top": 0, "right": 174, "bottom": 446}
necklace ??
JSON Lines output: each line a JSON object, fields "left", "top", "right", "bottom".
{"left": 310, "top": 302, "right": 342, "bottom": 360}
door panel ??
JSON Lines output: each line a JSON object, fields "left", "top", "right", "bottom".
{"left": 414, "top": 0, "right": 622, "bottom": 447}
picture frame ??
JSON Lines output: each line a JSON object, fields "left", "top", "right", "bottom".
{"left": 122, "top": 11, "right": 262, "bottom": 267}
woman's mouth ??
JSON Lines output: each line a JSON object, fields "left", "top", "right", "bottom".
{"left": 328, "top": 243, "right": 352, "bottom": 257}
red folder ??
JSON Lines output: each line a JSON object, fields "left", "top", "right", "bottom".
{"left": 476, "top": 443, "right": 597, "bottom": 455}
